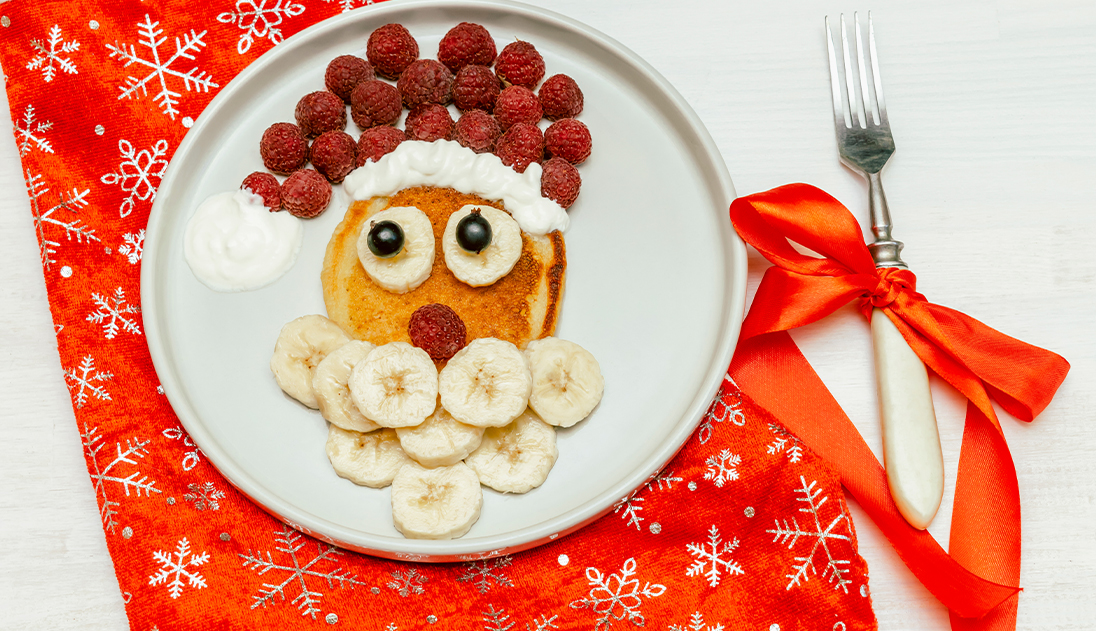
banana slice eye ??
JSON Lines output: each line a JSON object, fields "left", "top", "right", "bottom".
{"left": 357, "top": 206, "right": 435, "bottom": 294}
{"left": 442, "top": 205, "right": 522, "bottom": 287}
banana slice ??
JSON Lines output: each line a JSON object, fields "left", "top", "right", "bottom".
{"left": 270, "top": 314, "right": 351, "bottom": 409}
{"left": 525, "top": 337, "right": 604, "bottom": 427}
{"left": 465, "top": 409, "right": 558, "bottom": 494}
{"left": 357, "top": 206, "right": 435, "bottom": 294}
{"left": 396, "top": 404, "right": 485, "bottom": 468}
{"left": 438, "top": 337, "right": 532, "bottom": 427}
{"left": 391, "top": 461, "right": 483, "bottom": 539}
{"left": 349, "top": 341, "right": 438, "bottom": 428}
{"left": 325, "top": 426, "right": 412, "bottom": 488}
{"left": 441, "top": 205, "right": 523, "bottom": 287}
{"left": 312, "top": 340, "right": 379, "bottom": 433}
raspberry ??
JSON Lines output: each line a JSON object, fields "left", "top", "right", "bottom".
{"left": 260, "top": 122, "right": 309, "bottom": 175}
{"left": 437, "top": 22, "right": 496, "bottom": 72}
{"left": 495, "top": 122, "right": 543, "bottom": 173}
{"left": 452, "top": 64, "right": 500, "bottom": 112}
{"left": 494, "top": 85, "right": 542, "bottom": 130}
{"left": 350, "top": 79, "right": 402, "bottom": 129}
{"left": 367, "top": 23, "right": 419, "bottom": 79}
{"left": 544, "top": 118, "right": 591, "bottom": 165}
{"left": 408, "top": 303, "right": 467, "bottom": 360}
{"left": 454, "top": 110, "right": 502, "bottom": 154}
{"left": 281, "top": 169, "right": 331, "bottom": 218}
{"left": 325, "top": 55, "right": 375, "bottom": 103}
{"left": 309, "top": 130, "right": 357, "bottom": 183}
{"left": 405, "top": 103, "right": 454, "bottom": 142}
{"left": 538, "top": 74, "right": 583, "bottom": 120}
{"left": 241, "top": 171, "right": 281, "bottom": 211}
{"left": 397, "top": 59, "right": 453, "bottom": 108}
{"left": 540, "top": 157, "right": 581, "bottom": 209}
{"left": 494, "top": 40, "right": 545, "bottom": 89}
{"left": 295, "top": 91, "right": 347, "bottom": 138}
{"left": 356, "top": 126, "right": 406, "bottom": 165}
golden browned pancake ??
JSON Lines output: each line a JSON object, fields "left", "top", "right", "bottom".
{"left": 322, "top": 186, "right": 566, "bottom": 356}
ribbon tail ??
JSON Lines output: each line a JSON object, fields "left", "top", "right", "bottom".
{"left": 729, "top": 332, "right": 1021, "bottom": 618}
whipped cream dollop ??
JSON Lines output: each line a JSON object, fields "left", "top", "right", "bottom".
{"left": 342, "top": 140, "right": 569, "bottom": 235}
{"left": 184, "top": 189, "right": 303, "bottom": 292}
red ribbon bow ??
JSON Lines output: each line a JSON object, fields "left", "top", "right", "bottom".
{"left": 727, "top": 184, "right": 1069, "bottom": 631}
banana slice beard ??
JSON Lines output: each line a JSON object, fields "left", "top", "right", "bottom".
{"left": 270, "top": 314, "right": 352, "bottom": 409}
{"left": 312, "top": 340, "right": 379, "bottom": 433}
{"left": 525, "top": 337, "right": 604, "bottom": 427}
{"left": 465, "top": 409, "right": 558, "bottom": 494}
{"left": 356, "top": 206, "right": 435, "bottom": 294}
{"left": 438, "top": 337, "right": 532, "bottom": 427}
{"left": 349, "top": 341, "right": 438, "bottom": 428}
{"left": 391, "top": 461, "right": 483, "bottom": 539}
{"left": 442, "top": 205, "right": 523, "bottom": 287}
{"left": 396, "top": 404, "right": 485, "bottom": 468}
{"left": 325, "top": 426, "right": 412, "bottom": 488}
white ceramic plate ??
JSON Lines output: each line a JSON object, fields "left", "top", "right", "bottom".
{"left": 143, "top": 0, "right": 745, "bottom": 561}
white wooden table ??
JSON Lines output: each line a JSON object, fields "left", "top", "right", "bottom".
{"left": 2, "top": 0, "right": 1093, "bottom": 628}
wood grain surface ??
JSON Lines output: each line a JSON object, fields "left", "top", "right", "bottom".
{"left": 1, "top": 0, "right": 1093, "bottom": 628}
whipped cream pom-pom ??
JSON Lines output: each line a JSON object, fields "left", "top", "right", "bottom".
{"left": 343, "top": 140, "right": 569, "bottom": 235}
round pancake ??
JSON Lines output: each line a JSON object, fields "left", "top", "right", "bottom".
{"left": 322, "top": 186, "right": 566, "bottom": 358}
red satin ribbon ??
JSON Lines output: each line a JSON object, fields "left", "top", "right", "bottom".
{"left": 726, "top": 184, "right": 1070, "bottom": 630}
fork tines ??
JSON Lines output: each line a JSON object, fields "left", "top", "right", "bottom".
{"left": 826, "top": 12, "right": 888, "bottom": 131}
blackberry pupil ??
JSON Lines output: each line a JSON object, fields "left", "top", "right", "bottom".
{"left": 457, "top": 211, "right": 492, "bottom": 253}
{"left": 367, "top": 220, "right": 404, "bottom": 258}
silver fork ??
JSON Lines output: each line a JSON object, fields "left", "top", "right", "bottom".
{"left": 825, "top": 13, "right": 944, "bottom": 530}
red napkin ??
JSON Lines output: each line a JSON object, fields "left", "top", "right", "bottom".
{"left": 0, "top": 1, "right": 876, "bottom": 629}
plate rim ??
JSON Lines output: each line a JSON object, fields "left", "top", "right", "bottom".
{"left": 142, "top": 0, "right": 746, "bottom": 561}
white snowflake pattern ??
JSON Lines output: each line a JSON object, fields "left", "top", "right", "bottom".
{"left": 685, "top": 525, "right": 744, "bottom": 588}
{"left": 100, "top": 138, "right": 169, "bottom": 218}
{"left": 106, "top": 15, "right": 219, "bottom": 119}
{"left": 14, "top": 104, "right": 53, "bottom": 156}
{"left": 767, "top": 423, "right": 804, "bottom": 463}
{"left": 64, "top": 355, "right": 113, "bottom": 408}
{"left": 218, "top": 0, "right": 306, "bottom": 54}
{"left": 81, "top": 425, "right": 161, "bottom": 534}
{"left": 26, "top": 170, "right": 95, "bottom": 270}
{"left": 612, "top": 492, "right": 644, "bottom": 531}
{"left": 148, "top": 537, "right": 210, "bottom": 598}
{"left": 323, "top": 0, "right": 375, "bottom": 12}
{"left": 387, "top": 568, "right": 428, "bottom": 597}
{"left": 26, "top": 24, "right": 79, "bottom": 82}
{"left": 457, "top": 556, "right": 513, "bottom": 593}
{"left": 697, "top": 396, "right": 745, "bottom": 444}
{"left": 86, "top": 287, "right": 142, "bottom": 339}
{"left": 483, "top": 604, "right": 515, "bottom": 631}
{"left": 184, "top": 482, "right": 226, "bottom": 511}
{"left": 239, "top": 525, "right": 371, "bottom": 618}
{"left": 162, "top": 426, "right": 203, "bottom": 471}
{"left": 118, "top": 229, "right": 145, "bottom": 264}
{"left": 766, "top": 476, "right": 854, "bottom": 593}
{"left": 702, "top": 449, "right": 741, "bottom": 488}
{"left": 526, "top": 614, "right": 560, "bottom": 630}
{"left": 669, "top": 612, "right": 725, "bottom": 631}
{"left": 649, "top": 468, "right": 682, "bottom": 492}
{"left": 569, "top": 557, "right": 666, "bottom": 630}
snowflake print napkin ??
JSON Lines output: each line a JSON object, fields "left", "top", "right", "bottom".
{"left": 0, "top": 1, "right": 877, "bottom": 629}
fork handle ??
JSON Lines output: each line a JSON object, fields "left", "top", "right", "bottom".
{"left": 871, "top": 308, "right": 944, "bottom": 529}
{"left": 867, "top": 172, "right": 907, "bottom": 268}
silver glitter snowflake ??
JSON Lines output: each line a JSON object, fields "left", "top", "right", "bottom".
{"left": 14, "top": 104, "right": 53, "bottom": 156}
{"left": 669, "top": 612, "right": 725, "bottom": 631}
{"left": 218, "top": 0, "right": 306, "bottom": 54}
{"left": 569, "top": 557, "right": 666, "bottom": 630}
{"left": 26, "top": 24, "right": 79, "bottom": 82}
{"left": 106, "top": 14, "right": 219, "bottom": 119}
{"left": 162, "top": 426, "right": 203, "bottom": 471}
{"left": 81, "top": 424, "right": 161, "bottom": 534}
{"left": 183, "top": 482, "right": 226, "bottom": 511}
{"left": 239, "top": 525, "right": 370, "bottom": 619}
{"left": 118, "top": 229, "right": 145, "bottom": 264}
{"left": 696, "top": 395, "right": 745, "bottom": 444}
{"left": 64, "top": 355, "right": 113, "bottom": 408}
{"left": 766, "top": 476, "right": 854, "bottom": 592}
{"left": 323, "top": 0, "right": 376, "bottom": 12}
{"left": 86, "top": 286, "right": 142, "bottom": 339}
{"left": 702, "top": 449, "right": 741, "bottom": 488}
{"left": 100, "top": 138, "right": 169, "bottom": 218}
{"left": 457, "top": 555, "right": 513, "bottom": 593}
{"left": 387, "top": 568, "right": 428, "bottom": 597}
{"left": 26, "top": 169, "right": 96, "bottom": 270}
{"left": 685, "top": 525, "right": 744, "bottom": 588}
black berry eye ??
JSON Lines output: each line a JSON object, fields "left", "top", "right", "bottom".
{"left": 367, "top": 220, "right": 404, "bottom": 258}
{"left": 456, "top": 209, "right": 492, "bottom": 253}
